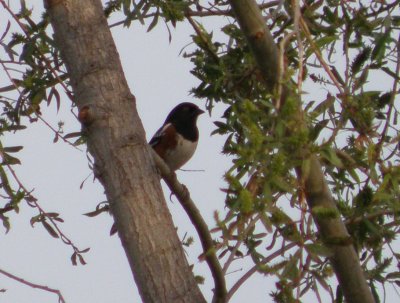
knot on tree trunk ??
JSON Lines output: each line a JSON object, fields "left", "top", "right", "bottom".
{"left": 78, "top": 104, "right": 108, "bottom": 126}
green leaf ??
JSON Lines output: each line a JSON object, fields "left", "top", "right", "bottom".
{"left": 311, "top": 206, "right": 339, "bottom": 219}
{"left": 281, "top": 255, "right": 299, "bottom": 282}
{"left": 353, "top": 67, "right": 369, "bottom": 91}
{"left": 47, "top": 87, "right": 61, "bottom": 112}
{"left": 46, "top": 212, "right": 64, "bottom": 223}
{"left": 239, "top": 189, "right": 253, "bottom": 214}
{"left": 305, "top": 243, "right": 333, "bottom": 257}
{"left": 348, "top": 168, "right": 361, "bottom": 184}
{"left": 3, "top": 146, "right": 23, "bottom": 153}
{"left": 0, "top": 167, "right": 14, "bottom": 197}
{"left": 272, "top": 177, "right": 292, "bottom": 193}
{"left": 377, "top": 92, "right": 392, "bottom": 109}
{"left": 2, "top": 153, "right": 21, "bottom": 165}
{"left": 110, "top": 223, "right": 117, "bottom": 236}
{"left": 260, "top": 213, "right": 273, "bottom": 233}
{"left": 212, "top": 121, "right": 231, "bottom": 135}
{"left": 321, "top": 147, "right": 343, "bottom": 168}
{"left": 80, "top": 247, "right": 90, "bottom": 253}
{"left": 147, "top": 12, "right": 159, "bottom": 32}
{"left": 122, "top": 0, "right": 131, "bottom": 16}
{"left": 30, "top": 214, "right": 41, "bottom": 227}
{"left": 310, "top": 119, "right": 329, "bottom": 141}
{"left": 71, "top": 252, "right": 77, "bottom": 266}
{"left": 306, "top": 35, "right": 337, "bottom": 58}
{"left": 314, "top": 272, "right": 331, "bottom": 291}
{"left": 322, "top": 6, "right": 337, "bottom": 23}
{"left": 370, "top": 281, "right": 380, "bottom": 303}
{"left": 0, "top": 214, "right": 10, "bottom": 233}
{"left": 195, "top": 275, "right": 205, "bottom": 285}
{"left": 386, "top": 272, "right": 400, "bottom": 280}
{"left": 30, "top": 88, "right": 46, "bottom": 106}
{"left": 311, "top": 94, "right": 335, "bottom": 118}
{"left": 3, "top": 125, "right": 27, "bottom": 132}
{"left": 371, "top": 30, "right": 391, "bottom": 63}
{"left": 77, "top": 253, "right": 86, "bottom": 265}
{"left": 83, "top": 205, "right": 109, "bottom": 217}
{"left": 42, "top": 220, "right": 59, "bottom": 238}
{"left": 64, "top": 132, "right": 81, "bottom": 139}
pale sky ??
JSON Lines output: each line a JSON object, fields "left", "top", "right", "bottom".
{"left": 0, "top": 1, "right": 265, "bottom": 302}
{"left": 0, "top": 1, "right": 399, "bottom": 303}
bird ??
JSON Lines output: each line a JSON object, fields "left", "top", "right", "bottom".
{"left": 149, "top": 102, "right": 204, "bottom": 171}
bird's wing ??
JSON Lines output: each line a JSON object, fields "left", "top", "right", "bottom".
{"left": 149, "top": 123, "right": 171, "bottom": 147}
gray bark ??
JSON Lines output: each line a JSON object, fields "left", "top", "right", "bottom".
{"left": 44, "top": 0, "right": 206, "bottom": 302}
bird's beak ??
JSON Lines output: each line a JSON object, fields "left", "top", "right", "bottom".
{"left": 197, "top": 108, "right": 205, "bottom": 115}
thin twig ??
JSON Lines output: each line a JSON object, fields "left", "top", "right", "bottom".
{"left": 0, "top": 267, "right": 66, "bottom": 303}
{"left": 293, "top": 0, "right": 304, "bottom": 94}
{"left": 345, "top": 209, "right": 396, "bottom": 226}
{"left": 0, "top": 0, "right": 72, "bottom": 98}
{"left": 0, "top": 61, "right": 80, "bottom": 150}
{"left": 35, "top": 114, "right": 82, "bottom": 151}
{"left": 6, "top": 163, "right": 87, "bottom": 257}
{"left": 277, "top": 32, "right": 296, "bottom": 109}
{"left": 376, "top": 33, "right": 400, "bottom": 155}
{"left": 186, "top": 14, "right": 220, "bottom": 63}
{"left": 108, "top": 2, "right": 281, "bottom": 28}
{"left": 222, "top": 214, "right": 260, "bottom": 275}
{"left": 226, "top": 242, "right": 297, "bottom": 301}
{"left": 299, "top": 17, "right": 345, "bottom": 95}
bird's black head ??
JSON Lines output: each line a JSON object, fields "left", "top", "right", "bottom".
{"left": 165, "top": 102, "right": 204, "bottom": 125}
{"left": 165, "top": 102, "right": 204, "bottom": 141}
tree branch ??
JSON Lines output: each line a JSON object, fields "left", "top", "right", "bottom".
{"left": 108, "top": 2, "right": 281, "bottom": 28}
{"left": 45, "top": 0, "right": 206, "bottom": 302}
{"left": 221, "top": 214, "right": 261, "bottom": 276}
{"left": 227, "top": 1, "right": 375, "bottom": 302}
{"left": 5, "top": 162, "right": 88, "bottom": 260}
{"left": 152, "top": 151, "right": 227, "bottom": 303}
{"left": 226, "top": 242, "right": 297, "bottom": 301}
{"left": 0, "top": 267, "right": 66, "bottom": 303}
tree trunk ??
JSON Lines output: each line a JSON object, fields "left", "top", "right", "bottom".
{"left": 44, "top": 0, "right": 206, "bottom": 302}
{"left": 228, "top": 1, "right": 375, "bottom": 302}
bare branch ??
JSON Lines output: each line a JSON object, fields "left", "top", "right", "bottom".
{"left": 5, "top": 162, "right": 88, "bottom": 260}
{"left": 222, "top": 214, "right": 260, "bottom": 275}
{"left": 152, "top": 150, "right": 227, "bottom": 303}
{"left": 226, "top": 242, "right": 297, "bottom": 301}
{"left": 0, "top": 267, "right": 66, "bottom": 303}
{"left": 299, "top": 17, "right": 344, "bottom": 95}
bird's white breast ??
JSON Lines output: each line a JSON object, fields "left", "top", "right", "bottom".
{"left": 164, "top": 133, "right": 198, "bottom": 171}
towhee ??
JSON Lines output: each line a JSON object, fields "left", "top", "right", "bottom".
{"left": 150, "top": 102, "right": 204, "bottom": 171}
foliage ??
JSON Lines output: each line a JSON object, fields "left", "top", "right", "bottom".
{"left": 1, "top": 0, "right": 400, "bottom": 302}
{"left": 0, "top": 0, "right": 87, "bottom": 262}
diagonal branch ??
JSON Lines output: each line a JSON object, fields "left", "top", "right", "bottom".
{"left": 152, "top": 151, "right": 227, "bottom": 303}
{"left": 45, "top": 1, "right": 206, "bottom": 302}
{"left": 227, "top": 1, "right": 375, "bottom": 302}
{"left": 227, "top": 242, "right": 297, "bottom": 301}
{"left": 0, "top": 267, "right": 66, "bottom": 303}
